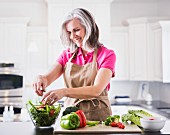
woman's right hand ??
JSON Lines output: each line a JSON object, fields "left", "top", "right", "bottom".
{"left": 33, "top": 75, "right": 47, "bottom": 96}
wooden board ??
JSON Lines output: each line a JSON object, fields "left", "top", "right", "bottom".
{"left": 54, "top": 123, "right": 142, "bottom": 134}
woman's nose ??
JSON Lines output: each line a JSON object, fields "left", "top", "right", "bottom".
{"left": 70, "top": 32, "right": 75, "bottom": 40}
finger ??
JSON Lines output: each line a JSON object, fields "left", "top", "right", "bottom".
{"left": 35, "top": 89, "right": 43, "bottom": 96}
{"left": 41, "top": 83, "right": 46, "bottom": 92}
{"left": 41, "top": 91, "right": 51, "bottom": 102}
{"left": 33, "top": 83, "right": 43, "bottom": 96}
{"left": 37, "top": 82, "right": 42, "bottom": 91}
{"left": 44, "top": 93, "right": 57, "bottom": 105}
{"left": 50, "top": 97, "right": 58, "bottom": 105}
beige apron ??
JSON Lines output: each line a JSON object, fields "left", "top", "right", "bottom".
{"left": 63, "top": 48, "right": 112, "bottom": 121}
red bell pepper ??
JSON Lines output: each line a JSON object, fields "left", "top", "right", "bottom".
{"left": 76, "top": 110, "right": 87, "bottom": 128}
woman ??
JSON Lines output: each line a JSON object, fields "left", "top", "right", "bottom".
{"left": 33, "top": 8, "right": 116, "bottom": 121}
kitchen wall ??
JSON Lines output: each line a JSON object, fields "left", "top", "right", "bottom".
{"left": 0, "top": 0, "right": 170, "bottom": 104}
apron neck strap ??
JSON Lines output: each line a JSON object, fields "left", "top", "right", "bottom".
{"left": 68, "top": 49, "right": 79, "bottom": 62}
{"left": 92, "top": 48, "right": 98, "bottom": 63}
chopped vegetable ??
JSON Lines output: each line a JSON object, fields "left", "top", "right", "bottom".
{"left": 122, "top": 109, "right": 153, "bottom": 127}
{"left": 86, "top": 120, "right": 100, "bottom": 127}
{"left": 27, "top": 100, "right": 61, "bottom": 126}
{"left": 110, "top": 121, "right": 125, "bottom": 129}
{"left": 60, "top": 109, "right": 100, "bottom": 129}
{"left": 62, "top": 106, "right": 79, "bottom": 116}
{"left": 60, "top": 113, "right": 80, "bottom": 130}
{"left": 104, "top": 115, "right": 120, "bottom": 126}
{"left": 75, "top": 110, "right": 87, "bottom": 128}
{"left": 128, "top": 110, "right": 153, "bottom": 118}
{"left": 110, "top": 122, "right": 117, "bottom": 127}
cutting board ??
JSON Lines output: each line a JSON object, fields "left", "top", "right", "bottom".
{"left": 54, "top": 123, "right": 142, "bottom": 134}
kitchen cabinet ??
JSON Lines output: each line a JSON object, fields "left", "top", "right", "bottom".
{"left": 110, "top": 27, "right": 129, "bottom": 80}
{"left": 127, "top": 18, "right": 148, "bottom": 81}
{"left": 126, "top": 17, "right": 170, "bottom": 82}
{"left": 26, "top": 26, "right": 48, "bottom": 85}
{"left": 0, "top": 17, "right": 29, "bottom": 71}
{"left": 47, "top": 0, "right": 113, "bottom": 66}
{"left": 151, "top": 21, "right": 170, "bottom": 83}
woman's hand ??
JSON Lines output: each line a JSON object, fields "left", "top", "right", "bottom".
{"left": 41, "top": 89, "right": 65, "bottom": 105}
{"left": 33, "top": 75, "right": 47, "bottom": 96}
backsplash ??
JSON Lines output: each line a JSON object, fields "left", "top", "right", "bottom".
{"left": 109, "top": 81, "right": 167, "bottom": 103}
{"left": 161, "top": 83, "right": 170, "bottom": 104}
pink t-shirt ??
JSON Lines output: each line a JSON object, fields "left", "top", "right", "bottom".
{"left": 57, "top": 45, "right": 116, "bottom": 90}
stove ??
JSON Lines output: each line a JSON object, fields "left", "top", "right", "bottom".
{"left": 0, "top": 63, "right": 23, "bottom": 112}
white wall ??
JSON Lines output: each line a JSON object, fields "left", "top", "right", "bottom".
{"left": 111, "top": 0, "right": 170, "bottom": 26}
{"left": 0, "top": 1, "right": 47, "bottom": 26}
{"left": 0, "top": 0, "right": 170, "bottom": 104}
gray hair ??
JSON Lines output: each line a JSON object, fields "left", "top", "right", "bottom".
{"left": 60, "top": 8, "right": 100, "bottom": 52}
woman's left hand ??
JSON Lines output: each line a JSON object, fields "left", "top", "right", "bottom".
{"left": 41, "top": 89, "right": 65, "bottom": 105}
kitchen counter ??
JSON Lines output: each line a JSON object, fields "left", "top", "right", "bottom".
{"left": 1, "top": 100, "right": 170, "bottom": 135}
{"left": 111, "top": 100, "right": 170, "bottom": 119}
{"left": 0, "top": 120, "right": 170, "bottom": 135}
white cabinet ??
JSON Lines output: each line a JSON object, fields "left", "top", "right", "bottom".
{"left": 127, "top": 17, "right": 170, "bottom": 82}
{"left": 26, "top": 27, "right": 48, "bottom": 85}
{"left": 155, "top": 21, "right": 170, "bottom": 83}
{"left": 0, "top": 18, "right": 29, "bottom": 71}
{"left": 47, "top": 0, "right": 113, "bottom": 66}
{"left": 127, "top": 18, "right": 150, "bottom": 81}
{"left": 0, "top": 23, "right": 3, "bottom": 59}
{"left": 110, "top": 27, "right": 129, "bottom": 80}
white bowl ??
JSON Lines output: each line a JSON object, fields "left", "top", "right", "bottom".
{"left": 140, "top": 117, "right": 166, "bottom": 131}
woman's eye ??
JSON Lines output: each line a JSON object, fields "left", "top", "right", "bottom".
{"left": 74, "top": 29, "right": 80, "bottom": 32}
{"left": 67, "top": 31, "right": 71, "bottom": 34}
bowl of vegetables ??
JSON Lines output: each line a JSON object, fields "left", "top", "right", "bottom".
{"left": 26, "top": 100, "right": 61, "bottom": 128}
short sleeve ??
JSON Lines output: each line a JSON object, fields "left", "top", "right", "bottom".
{"left": 57, "top": 49, "right": 70, "bottom": 69}
{"left": 98, "top": 49, "right": 116, "bottom": 77}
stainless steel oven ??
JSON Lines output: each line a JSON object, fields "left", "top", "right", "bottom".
{"left": 0, "top": 63, "right": 23, "bottom": 114}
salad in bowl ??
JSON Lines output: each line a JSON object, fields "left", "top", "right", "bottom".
{"left": 26, "top": 100, "right": 61, "bottom": 128}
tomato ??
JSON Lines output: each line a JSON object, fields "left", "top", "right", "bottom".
{"left": 119, "top": 124, "right": 125, "bottom": 129}
{"left": 117, "top": 122, "right": 122, "bottom": 125}
{"left": 49, "top": 109, "right": 55, "bottom": 116}
{"left": 110, "top": 122, "right": 117, "bottom": 127}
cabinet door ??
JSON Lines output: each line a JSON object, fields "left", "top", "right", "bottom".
{"left": 26, "top": 27, "right": 48, "bottom": 85}
{"left": 161, "top": 22, "right": 170, "bottom": 83}
{"left": 129, "top": 24, "right": 148, "bottom": 80}
{"left": 4, "top": 23, "right": 27, "bottom": 69}
{"left": 151, "top": 28, "right": 162, "bottom": 81}
{"left": 0, "top": 23, "right": 4, "bottom": 61}
{"left": 110, "top": 27, "right": 129, "bottom": 80}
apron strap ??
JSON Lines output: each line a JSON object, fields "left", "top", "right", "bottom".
{"left": 92, "top": 48, "right": 98, "bottom": 63}
{"left": 68, "top": 49, "right": 79, "bottom": 62}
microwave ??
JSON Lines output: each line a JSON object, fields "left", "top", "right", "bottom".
{"left": 0, "top": 74, "right": 23, "bottom": 90}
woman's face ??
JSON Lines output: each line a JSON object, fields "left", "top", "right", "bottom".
{"left": 66, "top": 18, "right": 86, "bottom": 47}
